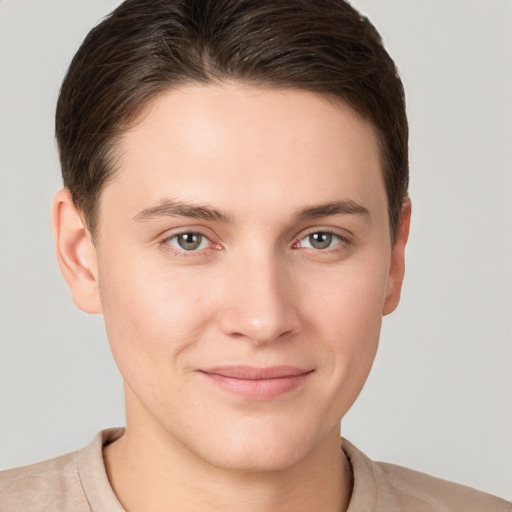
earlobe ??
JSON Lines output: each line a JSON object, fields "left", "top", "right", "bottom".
{"left": 51, "top": 189, "right": 102, "bottom": 314}
{"left": 382, "top": 199, "right": 411, "bottom": 316}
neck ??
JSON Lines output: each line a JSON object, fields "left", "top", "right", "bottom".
{"left": 104, "top": 420, "right": 352, "bottom": 512}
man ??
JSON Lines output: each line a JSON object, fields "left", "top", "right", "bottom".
{"left": 0, "top": 1, "right": 510, "bottom": 510}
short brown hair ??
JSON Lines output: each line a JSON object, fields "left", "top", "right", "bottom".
{"left": 56, "top": 0, "right": 408, "bottom": 240}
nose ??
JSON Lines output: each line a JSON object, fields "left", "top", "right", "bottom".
{"left": 218, "top": 251, "right": 300, "bottom": 345}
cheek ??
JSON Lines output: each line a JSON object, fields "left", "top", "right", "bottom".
{"left": 97, "top": 255, "right": 216, "bottom": 383}
{"left": 303, "top": 255, "right": 388, "bottom": 328}
{"left": 301, "top": 257, "right": 389, "bottom": 381}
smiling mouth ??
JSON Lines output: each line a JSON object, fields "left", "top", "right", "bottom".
{"left": 198, "top": 366, "right": 314, "bottom": 400}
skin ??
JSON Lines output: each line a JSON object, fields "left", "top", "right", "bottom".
{"left": 52, "top": 82, "right": 410, "bottom": 512}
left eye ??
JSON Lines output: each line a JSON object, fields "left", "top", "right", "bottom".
{"left": 298, "top": 231, "right": 342, "bottom": 250}
{"left": 167, "top": 232, "right": 210, "bottom": 251}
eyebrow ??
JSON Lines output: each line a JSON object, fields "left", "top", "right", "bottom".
{"left": 295, "top": 200, "right": 370, "bottom": 221}
{"left": 133, "top": 199, "right": 231, "bottom": 223}
{"left": 133, "top": 198, "right": 369, "bottom": 224}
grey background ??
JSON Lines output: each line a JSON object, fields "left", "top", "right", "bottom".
{"left": 1, "top": 0, "right": 511, "bottom": 500}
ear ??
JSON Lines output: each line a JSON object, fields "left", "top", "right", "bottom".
{"left": 51, "top": 189, "right": 102, "bottom": 314}
{"left": 382, "top": 199, "right": 411, "bottom": 316}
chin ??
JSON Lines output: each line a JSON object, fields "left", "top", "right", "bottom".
{"left": 187, "top": 418, "right": 325, "bottom": 474}
{"left": 202, "top": 442, "right": 305, "bottom": 473}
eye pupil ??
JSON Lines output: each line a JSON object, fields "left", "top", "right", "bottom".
{"left": 177, "top": 233, "right": 202, "bottom": 250}
{"left": 309, "top": 232, "right": 332, "bottom": 249}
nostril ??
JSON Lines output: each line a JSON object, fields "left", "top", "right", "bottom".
{"left": 218, "top": 305, "right": 298, "bottom": 345}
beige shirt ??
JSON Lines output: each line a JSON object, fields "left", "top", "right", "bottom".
{"left": 0, "top": 428, "right": 510, "bottom": 511}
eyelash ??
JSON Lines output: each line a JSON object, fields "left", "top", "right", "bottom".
{"left": 293, "top": 229, "right": 351, "bottom": 252}
{"left": 159, "top": 228, "right": 352, "bottom": 258}
{"left": 159, "top": 231, "right": 219, "bottom": 259}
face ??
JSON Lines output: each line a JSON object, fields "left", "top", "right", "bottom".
{"left": 80, "top": 83, "right": 406, "bottom": 471}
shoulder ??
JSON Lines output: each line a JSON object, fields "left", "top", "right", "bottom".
{"left": 0, "top": 450, "right": 86, "bottom": 512}
{"left": 342, "top": 438, "right": 511, "bottom": 512}
{"left": 0, "top": 428, "right": 125, "bottom": 512}
{"left": 376, "top": 460, "right": 511, "bottom": 511}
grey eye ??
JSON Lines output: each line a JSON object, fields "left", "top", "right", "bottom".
{"left": 301, "top": 231, "right": 340, "bottom": 249}
{"left": 308, "top": 232, "right": 334, "bottom": 249}
{"left": 175, "top": 232, "right": 204, "bottom": 251}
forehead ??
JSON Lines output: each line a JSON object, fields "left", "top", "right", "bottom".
{"left": 102, "top": 83, "right": 386, "bottom": 225}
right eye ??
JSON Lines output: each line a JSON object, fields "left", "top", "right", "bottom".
{"left": 165, "top": 232, "right": 211, "bottom": 252}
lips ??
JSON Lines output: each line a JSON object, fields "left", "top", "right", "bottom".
{"left": 198, "top": 365, "right": 313, "bottom": 400}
